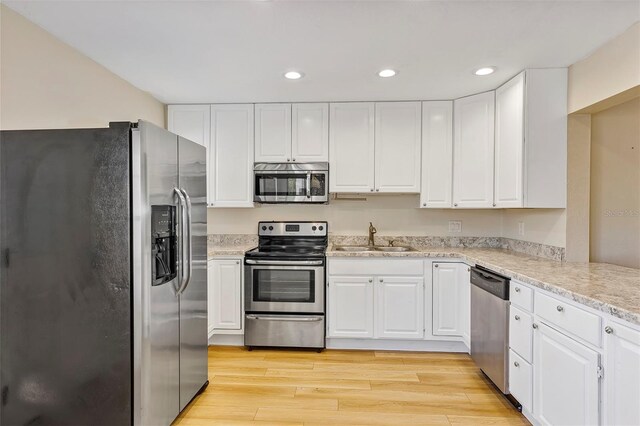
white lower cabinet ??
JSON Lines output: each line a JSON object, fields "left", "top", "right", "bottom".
{"left": 328, "top": 274, "right": 424, "bottom": 340}
{"left": 208, "top": 259, "right": 243, "bottom": 334}
{"left": 509, "top": 349, "right": 533, "bottom": 411}
{"left": 432, "top": 262, "right": 469, "bottom": 337}
{"left": 604, "top": 321, "right": 640, "bottom": 426}
{"left": 328, "top": 276, "right": 375, "bottom": 338}
{"left": 375, "top": 276, "right": 424, "bottom": 339}
{"left": 534, "top": 322, "right": 600, "bottom": 426}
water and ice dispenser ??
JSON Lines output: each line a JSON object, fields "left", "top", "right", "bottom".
{"left": 151, "top": 205, "right": 177, "bottom": 286}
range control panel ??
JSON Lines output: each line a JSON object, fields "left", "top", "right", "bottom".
{"left": 258, "top": 221, "right": 327, "bottom": 237}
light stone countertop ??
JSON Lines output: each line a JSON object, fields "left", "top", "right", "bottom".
{"left": 207, "top": 243, "right": 256, "bottom": 258}
{"left": 327, "top": 245, "right": 640, "bottom": 326}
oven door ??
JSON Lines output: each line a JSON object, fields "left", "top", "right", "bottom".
{"left": 244, "top": 259, "right": 325, "bottom": 314}
{"left": 254, "top": 170, "right": 328, "bottom": 203}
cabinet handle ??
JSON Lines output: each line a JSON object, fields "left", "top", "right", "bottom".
{"left": 514, "top": 287, "right": 521, "bottom": 293}
{"left": 454, "top": 203, "right": 458, "bottom": 207}
{"left": 514, "top": 315, "right": 520, "bottom": 321}
{"left": 287, "top": 158, "right": 291, "bottom": 162}
{"left": 556, "top": 305, "right": 564, "bottom": 312}
{"left": 467, "top": 268, "right": 470, "bottom": 272}
{"left": 605, "top": 326, "right": 614, "bottom": 335}
{"left": 379, "top": 279, "right": 384, "bottom": 283}
{"left": 370, "top": 188, "right": 374, "bottom": 192}
{"left": 236, "top": 261, "right": 240, "bottom": 264}
{"left": 434, "top": 264, "right": 439, "bottom": 268}
{"left": 368, "top": 279, "right": 373, "bottom": 283}
{"left": 513, "top": 361, "right": 520, "bottom": 367}
{"left": 292, "top": 158, "right": 296, "bottom": 161}
{"left": 532, "top": 323, "right": 538, "bottom": 329}
{"left": 493, "top": 203, "right": 497, "bottom": 207}
{"left": 423, "top": 203, "right": 427, "bottom": 207}
{"left": 376, "top": 189, "right": 380, "bottom": 192}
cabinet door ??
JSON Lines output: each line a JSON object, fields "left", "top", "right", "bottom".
{"left": 210, "top": 104, "right": 254, "bottom": 207}
{"left": 255, "top": 103, "right": 291, "bottom": 162}
{"left": 292, "top": 103, "right": 329, "bottom": 162}
{"left": 374, "top": 102, "right": 421, "bottom": 193}
{"left": 208, "top": 259, "right": 242, "bottom": 331}
{"left": 605, "top": 322, "right": 640, "bottom": 426}
{"left": 534, "top": 322, "right": 600, "bottom": 426}
{"left": 329, "top": 103, "right": 375, "bottom": 193}
{"left": 375, "top": 276, "right": 424, "bottom": 339}
{"left": 453, "top": 91, "right": 495, "bottom": 208}
{"left": 458, "top": 264, "right": 471, "bottom": 346}
{"left": 494, "top": 72, "right": 525, "bottom": 208}
{"left": 420, "top": 101, "right": 453, "bottom": 208}
{"left": 167, "top": 104, "right": 211, "bottom": 147}
{"left": 432, "top": 263, "right": 462, "bottom": 336}
{"left": 328, "top": 276, "right": 374, "bottom": 338}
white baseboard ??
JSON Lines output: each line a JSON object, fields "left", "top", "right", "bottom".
{"left": 326, "top": 338, "right": 470, "bottom": 352}
{"left": 209, "top": 334, "right": 244, "bottom": 346}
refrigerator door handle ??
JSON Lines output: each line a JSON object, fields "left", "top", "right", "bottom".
{"left": 177, "top": 188, "right": 192, "bottom": 294}
{"left": 174, "top": 187, "right": 188, "bottom": 294}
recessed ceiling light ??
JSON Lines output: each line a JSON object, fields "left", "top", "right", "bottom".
{"left": 378, "top": 69, "right": 397, "bottom": 78}
{"left": 474, "top": 67, "right": 496, "bottom": 76}
{"left": 284, "top": 71, "right": 304, "bottom": 80}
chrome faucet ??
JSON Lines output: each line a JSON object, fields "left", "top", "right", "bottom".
{"left": 368, "top": 222, "right": 377, "bottom": 247}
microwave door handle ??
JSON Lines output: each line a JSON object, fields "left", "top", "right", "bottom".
{"left": 306, "top": 172, "right": 311, "bottom": 198}
{"left": 173, "top": 188, "right": 187, "bottom": 294}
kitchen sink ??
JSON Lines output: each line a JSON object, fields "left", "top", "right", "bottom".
{"left": 333, "top": 245, "right": 375, "bottom": 252}
{"left": 333, "top": 245, "right": 417, "bottom": 252}
{"left": 373, "top": 246, "right": 416, "bottom": 252}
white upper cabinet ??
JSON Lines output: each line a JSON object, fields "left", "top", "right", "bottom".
{"left": 167, "top": 104, "right": 211, "bottom": 147}
{"left": 292, "top": 103, "right": 329, "bottom": 162}
{"left": 329, "top": 102, "right": 375, "bottom": 192}
{"left": 255, "top": 103, "right": 292, "bottom": 162}
{"left": 420, "top": 101, "right": 453, "bottom": 208}
{"left": 453, "top": 91, "right": 495, "bottom": 208}
{"left": 494, "top": 69, "right": 568, "bottom": 208}
{"left": 605, "top": 321, "right": 640, "bottom": 426}
{"left": 494, "top": 73, "right": 525, "bottom": 208}
{"left": 374, "top": 102, "right": 422, "bottom": 193}
{"left": 210, "top": 104, "right": 254, "bottom": 207}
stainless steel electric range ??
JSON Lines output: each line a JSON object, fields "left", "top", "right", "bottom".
{"left": 244, "top": 221, "right": 327, "bottom": 350}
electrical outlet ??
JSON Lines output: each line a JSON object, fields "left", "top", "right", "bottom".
{"left": 518, "top": 221, "right": 525, "bottom": 236}
{"left": 449, "top": 220, "right": 462, "bottom": 233}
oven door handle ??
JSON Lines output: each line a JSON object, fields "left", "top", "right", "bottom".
{"left": 306, "top": 172, "right": 311, "bottom": 198}
{"left": 245, "top": 259, "right": 324, "bottom": 266}
{"left": 246, "top": 315, "right": 323, "bottom": 322}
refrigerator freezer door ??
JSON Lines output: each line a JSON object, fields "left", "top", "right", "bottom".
{"left": 133, "top": 121, "right": 181, "bottom": 426}
{"left": 177, "top": 136, "right": 209, "bottom": 409}
{"left": 0, "top": 124, "right": 132, "bottom": 426}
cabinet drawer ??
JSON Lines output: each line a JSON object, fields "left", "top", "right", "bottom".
{"left": 510, "top": 281, "right": 533, "bottom": 311}
{"left": 509, "top": 305, "right": 533, "bottom": 362}
{"left": 509, "top": 349, "right": 532, "bottom": 411}
{"left": 535, "top": 292, "right": 602, "bottom": 347}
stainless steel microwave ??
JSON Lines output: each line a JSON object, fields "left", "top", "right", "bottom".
{"left": 254, "top": 162, "right": 329, "bottom": 204}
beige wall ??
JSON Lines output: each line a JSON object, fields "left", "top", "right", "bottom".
{"left": 568, "top": 23, "right": 640, "bottom": 114}
{"left": 208, "top": 195, "right": 505, "bottom": 237}
{"left": 0, "top": 5, "right": 164, "bottom": 130}
{"left": 566, "top": 114, "right": 592, "bottom": 262}
{"left": 502, "top": 209, "right": 567, "bottom": 248}
{"left": 589, "top": 98, "right": 640, "bottom": 268}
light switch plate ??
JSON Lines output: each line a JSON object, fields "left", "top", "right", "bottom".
{"left": 518, "top": 221, "right": 525, "bottom": 236}
{"left": 449, "top": 220, "right": 462, "bottom": 233}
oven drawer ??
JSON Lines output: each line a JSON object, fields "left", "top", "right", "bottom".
{"left": 244, "top": 314, "right": 325, "bottom": 348}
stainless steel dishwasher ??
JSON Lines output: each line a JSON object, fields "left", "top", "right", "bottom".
{"left": 470, "top": 265, "right": 511, "bottom": 394}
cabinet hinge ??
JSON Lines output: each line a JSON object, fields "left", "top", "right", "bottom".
{"left": 597, "top": 365, "right": 604, "bottom": 379}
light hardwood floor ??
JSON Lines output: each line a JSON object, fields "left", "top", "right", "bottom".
{"left": 173, "top": 346, "right": 529, "bottom": 426}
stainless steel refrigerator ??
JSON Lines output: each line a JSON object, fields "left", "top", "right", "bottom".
{"left": 0, "top": 120, "right": 208, "bottom": 426}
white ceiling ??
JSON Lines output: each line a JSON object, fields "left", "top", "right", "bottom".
{"left": 5, "top": 1, "right": 639, "bottom": 104}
